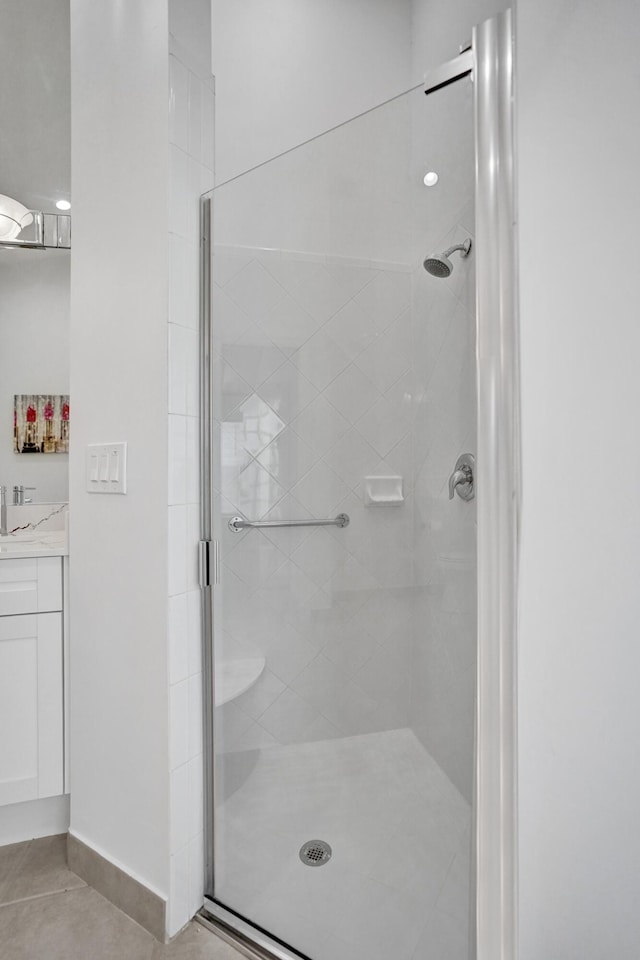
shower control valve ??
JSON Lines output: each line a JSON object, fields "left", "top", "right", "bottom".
{"left": 448, "top": 454, "right": 475, "bottom": 501}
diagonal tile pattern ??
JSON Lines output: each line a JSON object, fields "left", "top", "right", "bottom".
{"left": 259, "top": 293, "right": 321, "bottom": 355}
{"left": 212, "top": 246, "right": 415, "bottom": 745}
{"left": 0, "top": 836, "right": 85, "bottom": 907}
{"left": 223, "top": 259, "right": 286, "bottom": 322}
{"left": 291, "top": 329, "right": 352, "bottom": 391}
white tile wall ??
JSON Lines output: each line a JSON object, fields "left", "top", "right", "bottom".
{"left": 210, "top": 245, "right": 476, "bottom": 798}
{"left": 211, "top": 245, "right": 415, "bottom": 753}
{"left": 169, "top": 593, "right": 189, "bottom": 685}
{"left": 169, "top": 679, "right": 189, "bottom": 770}
{"left": 167, "top": 35, "right": 214, "bottom": 935}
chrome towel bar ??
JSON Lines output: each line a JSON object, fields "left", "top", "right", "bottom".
{"left": 228, "top": 513, "right": 349, "bottom": 533}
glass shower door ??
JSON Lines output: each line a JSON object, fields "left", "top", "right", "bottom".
{"left": 205, "top": 76, "right": 476, "bottom": 960}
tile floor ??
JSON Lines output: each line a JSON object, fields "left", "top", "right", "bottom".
{"left": 215, "top": 728, "right": 471, "bottom": 960}
{"left": 0, "top": 835, "right": 241, "bottom": 960}
{"left": 1, "top": 732, "right": 470, "bottom": 960}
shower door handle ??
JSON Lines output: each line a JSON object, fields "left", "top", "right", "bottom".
{"left": 448, "top": 454, "right": 475, "bottom": 501}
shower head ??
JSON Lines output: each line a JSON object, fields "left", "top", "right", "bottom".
{"left": 423, "top": 254, "right": 454, "bottom": 278}
{"left": 423, "top": 238, "right": 472, "bottom": 278}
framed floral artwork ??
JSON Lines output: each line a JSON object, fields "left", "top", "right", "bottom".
{"left": 14, "top": 395, "right": 70, "bottom": 454}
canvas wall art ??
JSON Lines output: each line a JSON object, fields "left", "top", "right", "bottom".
{"left": 14, "top": 395, "right": 70, "bottom": 454}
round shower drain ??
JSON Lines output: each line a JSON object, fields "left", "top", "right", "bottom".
{"left": 299, "top": 839, "right": 332, "bottom": 867}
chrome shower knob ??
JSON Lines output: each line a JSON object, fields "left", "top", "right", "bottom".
{"left": 448, "top": 453, "right": 475, "bottom": 501}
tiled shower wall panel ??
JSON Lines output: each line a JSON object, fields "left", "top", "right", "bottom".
{"left": 410, "top": 205, "right": 477, "bottom": 803}
{"left": 212, "top": 246, "right": 415, "bottom": 750}
{"left": 167, "top": 37, "right": 214, "bottom": 935}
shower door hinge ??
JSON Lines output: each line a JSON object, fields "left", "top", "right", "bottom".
{"left": 198, "top": 540, "right": 220, "bottom": 588}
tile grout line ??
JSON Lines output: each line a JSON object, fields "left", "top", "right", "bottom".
{"left": 0, "top": 839, "right": 32, "bottom": 906}
{"left": 0, "top": 875, "right": 87, "bottom": 911}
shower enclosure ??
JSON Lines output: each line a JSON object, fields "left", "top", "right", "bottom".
{"left": 199, "top": 12, "right": 517, "bottom": 960}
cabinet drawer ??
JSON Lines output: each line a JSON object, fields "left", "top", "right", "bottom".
{"left": 0, "top": 557, "right": 62, "bottom": 616}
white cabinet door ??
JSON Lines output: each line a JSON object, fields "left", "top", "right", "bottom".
{"left": 0, "top": 613, "right": 63, "bottom": 806}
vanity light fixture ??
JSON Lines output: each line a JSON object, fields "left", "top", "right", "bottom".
{"left": 0, "top": 194, "right": 34, "bottom": 240}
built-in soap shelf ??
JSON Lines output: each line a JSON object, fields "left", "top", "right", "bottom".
{"left": 363, "top": 475, "right": 404, "bottom": 506}
{"left": 215, "top": 657, "right": 265, "bottom": 706}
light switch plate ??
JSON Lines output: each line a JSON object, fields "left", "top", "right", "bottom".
{"left": 86, "top": 442, "right": 127, "bottom": 494}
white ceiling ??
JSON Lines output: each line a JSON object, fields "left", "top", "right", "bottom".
{"left": 0, "top": 0, "right": 70, "bottom": 213}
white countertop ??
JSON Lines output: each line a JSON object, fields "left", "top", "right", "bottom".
{"left": 0, "top": 530, "right": 68, "bottom": 560}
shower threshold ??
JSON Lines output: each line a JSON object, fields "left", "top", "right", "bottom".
{"left": 198, "top": 900, "right": 311, "bottom": 960}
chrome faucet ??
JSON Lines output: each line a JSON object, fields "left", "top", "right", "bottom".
{"left": 0, "top": 486, "right": 7, "bottom": 536}
{"left": 13, "top": 485, "right": 35, "bottom": 505}
{"left": 448, "top": 453, "right": 475, "bottom": 501}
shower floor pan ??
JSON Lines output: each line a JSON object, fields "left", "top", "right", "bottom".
{"left": 212, "top": 728, "right": 471, "bottom": 960}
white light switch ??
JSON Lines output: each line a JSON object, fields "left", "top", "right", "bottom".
{"left": 86, "top": 443, "right": 127, "bottom": 494}
{"left": 109, "top": 449, "right": 119, "bottom": 482}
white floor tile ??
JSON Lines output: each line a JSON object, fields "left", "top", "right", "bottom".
{"left": 212, "top": 729, "right": 471, "bottom": 960}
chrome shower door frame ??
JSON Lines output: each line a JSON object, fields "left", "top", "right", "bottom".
{"left": 198, "top": 8, "right": 520, "bottom": 960}
{"left": 473, "top": 10, "right": 519, "bottom": 960}
{"left": 199, "top": 193, "right": 215, "bottom": 895}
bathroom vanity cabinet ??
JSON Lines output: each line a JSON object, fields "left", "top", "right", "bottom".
{"left": 0, "top": 552, "right": 66, "bottom": 807}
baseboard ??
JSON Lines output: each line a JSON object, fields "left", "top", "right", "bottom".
{"left": 67, "top": 832, "right": 166, "bottom": 942}
{"left": 0, "top": 795, "right": 70, "bottom": 846}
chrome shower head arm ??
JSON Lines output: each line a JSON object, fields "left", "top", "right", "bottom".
{"left": 442, "top": 239, "right": 472, "bottom": 259}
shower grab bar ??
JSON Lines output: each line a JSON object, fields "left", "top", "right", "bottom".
{"left": 228, "top": 513, "right": 349, "bottom": 533}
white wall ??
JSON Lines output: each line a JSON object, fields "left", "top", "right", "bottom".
{"left": 170, "top": 0, "right": 212, "bottom": 79}
{"left": 0, "top": 0, "right": 71, "bottom": 508}
{"left": 0, "top": 253, "right": 69, "bottom": 502}
{"left": 211, "top": 0, "right": 412, "bottom": 183}
{"left": 213, "top": 91, "right": 414, "bottom": 263}
{"left": 166, "top": 0, "right": 214, "bottom": 931}
{"left": 70, "top": 0, "right": 214, "bottom": 931}
{"left": 516, "top": 2, "right": 640, "bottom": 957}
{"left": 69, "top": 0, "right": 170, "bottom": 898}
{"left": 0, "top": 0, "right": 70, "bottom": 212}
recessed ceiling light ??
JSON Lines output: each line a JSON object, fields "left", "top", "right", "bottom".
{"left": 423, "top": 172, "right": 439, "bottom": 187}
{"left": 56, "top": 200, "right": 71, "bottom": 211}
